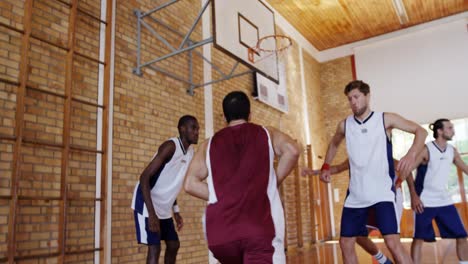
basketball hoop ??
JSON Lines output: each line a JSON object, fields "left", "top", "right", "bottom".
{"left": 248, "top": 34, "right": 292, "bottom": 63}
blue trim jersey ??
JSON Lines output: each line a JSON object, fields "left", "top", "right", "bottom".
{"left": 415, "top": 141, "right": 454, "bottom": 207}
{"left": 131, "top": 137, "right": 194, "bottom": 219}
{"left": 344, "top": 112, "right": 396, "bottom": 208}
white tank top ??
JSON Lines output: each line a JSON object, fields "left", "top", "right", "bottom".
{"left": 417, "top": 142, "right": 454, "bottom": 207}
{"left": 344, "top": 112, "right": 396, "bottom": 208}
{"left": 131, "top": 137, "right": 194, "bottom": 219}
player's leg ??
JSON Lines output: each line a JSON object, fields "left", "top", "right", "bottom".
{"left": 356, "top": 234, "right": 392, "bottom": 264}
{"left": 434, "top": 205, "right": 468, "bottom": 262}
{"left": 159, "top": 218, "right": 180, "bottom": 264}
{"left": 340, "top": 207, "right": 369, "bottom": 264}
{"left": 412, "top": 207, "right": 437, "bottom": 264}
{"left": 362, "top": 208, "right": 392, "bottom": 263}
{"left": 410, "top": 239, "right": 423, "bottom": 264}
{"left": 164, "top": 241, "right": 179, "bottom": 264}
{"left": 148, "top": 245, "right": 162, "bottom": 264}
{"left": 375, "top": 202, "right": 412, "bottom": 264}
{"left": 134, "top": 211, "right": 163, "bottom": 264}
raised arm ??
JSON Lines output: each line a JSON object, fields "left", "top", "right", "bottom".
{"left": 320, "top": 120, "right": 345, "bottom": 183}
{"left": 384, "top": 113, "right": 427, "bottom": 178}
{"left": 140, "top": 140, "right": 176, "bottom": 233}
{"left": 184, "top": 140, "right": 209, "bottom": 200}
{"left": 454, "top": 147, "right": 468, "bottom": 175}
{"left": 266, "top": 126, "right": 301, "bottom": 186}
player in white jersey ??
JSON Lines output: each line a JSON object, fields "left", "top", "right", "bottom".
{"left": 321, "top": 80, "right": 427, "bottom": 264}
{"left": 303, "top": 159, "right": 422, "bottom": 264}
{"left": 410, "top": 119, "right": 468, "bottom": 264}
{"left": 131, "top": 115, "right": 199, "bottom": 264}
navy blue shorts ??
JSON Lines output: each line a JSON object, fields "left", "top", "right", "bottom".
{"left": 341, "top": 202, "right": 399, "bottom": 237}
{"left": 414, "top": 205, "right": 467, "bottom": 242}
{"left": 134, "top": 211, "right": 179, "bottom": 245}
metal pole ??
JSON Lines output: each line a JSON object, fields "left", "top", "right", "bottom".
{"left": 140, "top": 0, "right": 179, "bottom": 18}
{"left": 194, "top": 70, "right": 253, "bottom": 88}
{"left": 140, "top": 19, "right": 176, "bottom": 52}
{"left": 148, "top": 65, "right": 192, "bottom": 85}
{"left": 140, "top": 37, "right": 213, "bottom": 68}
{"left": 148, "top": 16, "right": 227, "bottom": 77}
{"left": 228, "top": 62, "right": 239, "bottom": 76}
{"left": 133, "top": 10, "right": 142, "bottom": 76}
{"left": 179, "top": 0, "right": 210, "bottom": 49}
{"left": 188, "top": 49, "right": 195, "bottom": 95}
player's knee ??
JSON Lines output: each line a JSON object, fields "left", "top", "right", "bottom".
{"left": 384, "top": 238, "right": 400, "bottom": 251}
{"left": 457, "top": 237, "right": 468, "bottom": 245}
{"left": 339, "top": 237, "right": 354, "bottom": 250}
{"left": 148, "top": 245, "right": 161, "bottom": 258}
{"left": 166, "top": 241, "right": 180, "bottom": 253}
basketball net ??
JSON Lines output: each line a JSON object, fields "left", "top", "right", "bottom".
{"left": 248, "top": 34, "right": 292, "bottom": 64}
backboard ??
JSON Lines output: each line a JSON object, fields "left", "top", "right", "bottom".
{"left": 254, "top": 62, "right": 288, "bottom": 113}
{"left": 213, "top": 0, "right": 279, "bottom": 83}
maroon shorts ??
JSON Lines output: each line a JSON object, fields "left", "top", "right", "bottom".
{"left": 209, "top": 236, "right": 274, "bottom": 264}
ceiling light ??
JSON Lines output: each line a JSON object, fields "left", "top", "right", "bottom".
{"left": 392, "top": 0, "right": 409, "bottom": 25}
{"left": 292, "top": 0, "right": 320, "bottom": 9}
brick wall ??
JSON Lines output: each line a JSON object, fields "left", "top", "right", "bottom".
{"left": 0, "top": 0, "right": 108, "bottom": 262}
{"left": 320, "top": 56, "right": 354, "bottom": 237}
{"left": 112, "top": 0, "right": 207, "bottom": 263}
{"left": 303, "top": 51, "right": 330, "bottom": 243}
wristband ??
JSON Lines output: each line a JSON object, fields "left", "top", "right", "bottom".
{"left": 172, "top": 205, "right": 180, "bottom": 213}
{"left": 321, "top": 163, "right": 330, "bottom": 171}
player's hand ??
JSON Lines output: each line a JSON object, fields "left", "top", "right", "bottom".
{"left": 301, "top": 168, "right": 320, "bottom": 177}
{"left": 411, "top": 194, "right": 424, "bottom": 214}
{"left": 397, "top": 151, "right": 416, "bottom": 179}
{"left": 319, "top": 169, "right": 331, "bottom": 183}
{"left": 148, "top": 213, "right": 160, "bottom": 233}
{"left": 174, "top": 213, "right": 184, "bottom": 231}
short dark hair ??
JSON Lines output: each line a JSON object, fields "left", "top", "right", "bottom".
{"left": 429, "top": 118, "right": 450, "bottom": 139}
{"left": 344, "top": 80, "right": 370, "bottom": 95}
{"left": 222, "top": 91, "right": 250, "bottom": 123}
{"left": 177, "top": 115, "right": 197, "bottom": 129}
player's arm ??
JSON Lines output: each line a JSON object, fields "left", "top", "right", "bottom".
{"left": 266, "top": 126, "right": 301, "bottom": 186}
{"left": 384, "top": 113, "right": 427, "bottom": 177}
{"left": 302, "top": 159, "right": 349, "bottom": 176}
{"left": 453, "top": 147, "right": 468, "bottom": 175}
{"left": 140, "top": 140, "right": 176, "bottom": 232}
{"left": 184, "top": 140, "right": 209, "bottom": 200}
{"left": 172, "top": 200, "right": 183, "bottom": 231}
{"left": 320, "top": 120, "right": 345, "bottom": 183}
{"left": 332, "top": 160, "right": 349, "bottom": 174}
{"left": 405, "top": 173, "right": 424, "bottom": 213}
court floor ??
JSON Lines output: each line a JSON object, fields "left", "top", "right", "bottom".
{"left": 286, "top": 238, "right": 460, "bottom": 263}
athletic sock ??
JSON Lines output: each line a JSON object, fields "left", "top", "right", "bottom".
{"left": 373, "top": 250, "right": 391, "bottom": 264}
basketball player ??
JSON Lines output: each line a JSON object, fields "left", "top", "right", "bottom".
{"left": 410, "top": 119, "right": 468, "bottom": 264}
{"left": 321, "top": 80, "right": 427, "bottom": 264}
{"left": 184, "top": 91, "right": 300, "bottom": 263}
{"left": 131, "top": 115, "right": 199, "bottom": 264}
{"left": 303, "top": 159, "right": 423, "bottom": 264}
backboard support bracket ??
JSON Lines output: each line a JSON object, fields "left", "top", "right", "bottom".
{"left": 133, "top": 0, "right": 253, "bottom": 96}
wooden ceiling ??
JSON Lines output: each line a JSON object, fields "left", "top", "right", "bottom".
{"left": 266, "top": 0, "right": 468, "bottom": 50}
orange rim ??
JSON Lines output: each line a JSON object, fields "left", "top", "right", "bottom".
{"left": 255, "top": 34, "right": 292, "bottom": 52}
